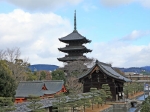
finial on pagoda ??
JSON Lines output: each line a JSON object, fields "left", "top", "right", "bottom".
{"left": 74, "top": 10, "right": 77, "bottom": 31}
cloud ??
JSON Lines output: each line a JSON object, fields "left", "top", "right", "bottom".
{"left": 100, "top": 0, "right": 150, "bottom": 8}
{"left": 139, "top": 0, "right": 150, "bottom": 8}
{"left": 87, "top": 40, "right": 150, "bottom": 67}
{"left": 82, "top": 3, "right": 98, "bottom": 12}
{"left": 0, "top": 9, "right": 72, "bottom": 66}
{"left": 1, "top": 0, "right": 83, "bottom": 11}
{"left": 100, "top": 0, "right": 135, "bottom": 7}
{"left": 124, "top": 44, "right": 150, "bottom": 67}
{"left": 121, "top": 30, "right": 150, "bottom": 41}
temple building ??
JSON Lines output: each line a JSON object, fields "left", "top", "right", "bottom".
{"left": 58, "top": 11, "right": 92, "bottom": 62}
{"left": 78, "top": 60, "right": 131, "bottom": 101}
{"left": 15, "top": 80, "right": 66, "bottom": 103}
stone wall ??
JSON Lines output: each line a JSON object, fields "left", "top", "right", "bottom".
{"left": 100, "top": 105, "right": 113, "bottom": 112}
{"left": 100, "top": 102, "right": 131, "bottom": 112}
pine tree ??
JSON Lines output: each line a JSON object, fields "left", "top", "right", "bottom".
{"left": 102, "top": 84, "right": 112, "bottom": 101}
{"left": 52, "top": 93, "right": 67, "bottom": 112}
{"left": 67, "top": 94, "right": 80, "bottom": 112}
{"left": 27, "top": 95, "right": 45, "bottom": 112}
{"left": 90, "top": 88, "right": 98, "bottom": 110}
{"left": 80, "top": 93, "right": 91, "bottom": 112}
{"left": 0, "top": 97, "right": 15, "bottom": 112}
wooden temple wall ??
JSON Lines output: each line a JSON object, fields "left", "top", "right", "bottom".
{"left": 82, "top": 71, "right": 124, "bottom": 101}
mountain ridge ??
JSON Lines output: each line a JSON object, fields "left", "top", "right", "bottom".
{"left": 118, "top": 66, "right": 150, "bottom": 74}
{"left": 29, "top": 64, "right": 59, "bottom": 72}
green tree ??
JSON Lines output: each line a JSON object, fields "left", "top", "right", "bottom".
{"left": 95, "top": 89, "right": 103, "bottom": 108}
{"left": 100, "top": 89, "right": 108, "bottom": 104}
{"left": 141, "top": 102, "right": 150, "bottom": 112}
{"left": 39, "top": 71, "right": 46, "bottom": 80}
{"left": 27, "top": 95, "right": 46, "bottom": 112}
{"left": 80, "top": 93, "right": 91, "bottom": 112}
{"left": 141, "top": 96, "right": 150, "bottom": 112}
{"left": 52, "top": 93, "right": 67, "bottom": 112}
{"left": 0, "top": 60, "right": 16, "bottom": 97}
{"left": 67, "top": 94, "right": 80, "bottom": 112}
{"left": 0, "top": 97, "right": 15, "bottom": 112}
{"left": 26, "top": 72, "right": 37, "bottom": 81}
{"left": 90, "top": 88, "right": 98, "bottom": 110}
{"left": 102, "top": 84, "right": 112, "bottom": 101}
{"left": 51, "top": 70, "right": 66, "bottom": 82}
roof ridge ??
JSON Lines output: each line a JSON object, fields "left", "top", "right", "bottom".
{"left": 44, "top": 80, "right": 64, "bottom": 82}
{"left": 96, "top": 60, "right": 111, "bottom": 67}
{"left": 20, "top": 81, "right": 43, "bottom": 83}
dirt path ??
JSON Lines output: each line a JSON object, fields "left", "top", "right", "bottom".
{"left": 128, "top": 91, "right": 144, "bottom": 99}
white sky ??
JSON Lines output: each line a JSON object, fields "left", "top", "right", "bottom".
{"left": 0, "top": 0, "right": 150, "bottom": 67}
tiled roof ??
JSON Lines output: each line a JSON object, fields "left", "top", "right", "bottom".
{"left": 15, "top": 81, "right": 44, "bottom": 97}
{"left": 59, "top": 30, "right": 91, "bottom": 42}
{"left": 78, "top": 60, "right": 131, "bottom": 82}
{"left": 58, "top": 46, "right": 92, "bottom": 52}
{"left": 57, "top": 56, "right": 87, "bottom": 62}
{"left": 15, "top": 80, "right": 64, "bottom": 98}
{"left": 44, "top": 80, "right": 64, "bottom": 94}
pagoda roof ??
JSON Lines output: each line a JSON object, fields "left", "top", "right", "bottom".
{"left": 78, "top": 60, "right": 131, "bottom": 82}
{"left": 57, "top": 56, "right": 87, "bottom": 62}
{"left": 59, "top": 30, "right": 91, "bottom": 43}
{"left": 58, "top": 46, "right": 92, "bottom": 52}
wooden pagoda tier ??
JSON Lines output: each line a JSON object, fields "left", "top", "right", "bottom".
{"left": 78, "top": 60, "right": 131, "bottom": 101}
{"left": 59, "top": 30, "right": 91, "bottom": 44}
{"left": 58, "top": 55, "right": 88, "bottom": 62}
{"left": 58, "top": 10, "right": 92, "bottom": 62}
{"left": 58, "top": 45, "right": 92, "bottom": 53}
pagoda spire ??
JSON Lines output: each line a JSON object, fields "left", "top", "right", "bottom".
{"left": 74, "top": 10, "right": 77, "bottom": 31}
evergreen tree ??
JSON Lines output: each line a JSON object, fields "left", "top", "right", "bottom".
{"left": 102, "top": 84, "right": 112, "bottom": 101}
{"left": 90, "top": 88, "right": 98, "bottom": 110}
{"left": 0, "top": 97, "right": 15, "bottom": 112}
{"left": 0, "top": 60, "right": 16, "bottom": 97}
{"left": 67, "top": 94, "right": 80, "bottom": 112}
{"left": 100, "top": 89, "right": 108, "bottom": 104}
{"left": 52, "top": 93, "right": 67, "bottom": 112}
{"left": 51, "top": 70, "right": 66, "bottom": 82}
{"left": 95, "top": 90, "right": 103, "bottom": 108}
{"left": 27, "top": 95, "right": 46, "bottom": 112}
{"left": 141, "top": 102, "right": 150, "bottom": 112}
{"left": 80, "top": 93, "right": 91, "bottom": 112}
{"left": 141, "top": 96, "right": 150, "bottom": 112}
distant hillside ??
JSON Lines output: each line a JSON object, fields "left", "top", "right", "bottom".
{"left": 29, "top": 64, "right": 59, "bottom": 72}
{"left": 118, "top": 66, "right": 150, "bottom": 74}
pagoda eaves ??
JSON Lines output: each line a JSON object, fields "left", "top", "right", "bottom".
{"left": 58, "top": 46, "right": 92, "bottom": 53}
{"left": 59, "top": 30, "right": 91, "bottom": 44}
{"left": 58, "top": 10, "right": 92, "bottom": 63}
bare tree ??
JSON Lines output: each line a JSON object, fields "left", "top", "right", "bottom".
{"left": 63, "top": 58, "right": 95, "bottom": 77}
{"left": 62, "top": 58, "right": 95, "bottom": 94}
{"left": 0, "top": 50, "right": 6, "bottom": 60}
{"left": 65, "top": 76, "right": 83, "bottom": 94}
{"left": 0, "top": 47, "right": 30, "bottom": 82}
{"left": 5, "top": 47, "right": 21, "bottom": 62}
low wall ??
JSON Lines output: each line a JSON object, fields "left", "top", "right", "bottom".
{"left": 112, "top": 102, "right": 131, "bottom": 111}
{"left": 100, "top": 105, "right": 113, "bottom": 112}
{"left": 100, "top": 102, "right": 131, "bottom": 112}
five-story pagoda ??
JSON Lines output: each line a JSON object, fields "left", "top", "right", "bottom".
{"left": 58, "top": 11, "right": 92, "bottom": 62}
